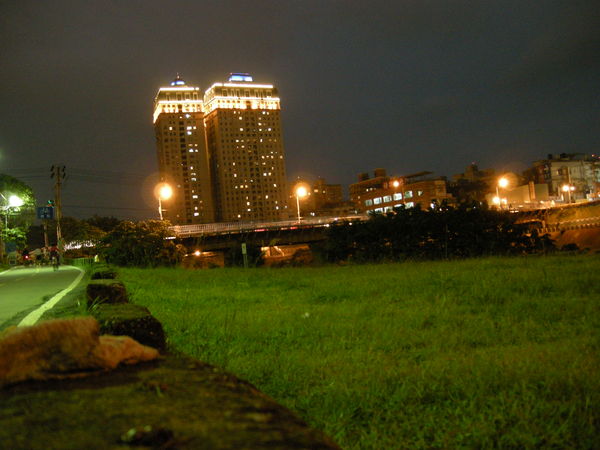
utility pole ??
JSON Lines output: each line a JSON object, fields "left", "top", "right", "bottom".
{"left": 51, "top": 165, "right": 66, "bottom": 250}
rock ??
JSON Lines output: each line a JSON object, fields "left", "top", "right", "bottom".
{"left": 86, "top": 280, "right": 128, "bottom": 307}
{"left": 0, "top": 317, "right": 159, "bottom": 387}
{"left": 91, "top": 303, "right": 167, "bottom": 351}
{"left": 90, "top": 268, "right": 117, "bottom": 280}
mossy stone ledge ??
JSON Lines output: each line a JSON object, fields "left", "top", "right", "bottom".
{"left": 91, "top": 303, "right": 167, "bottom": 351}
{"left": 86, "top": 279, "right": 128, "bottom": 307}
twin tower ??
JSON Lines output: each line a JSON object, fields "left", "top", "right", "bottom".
{"left": 153, "top": 73, "right": 289, "bottom": 225}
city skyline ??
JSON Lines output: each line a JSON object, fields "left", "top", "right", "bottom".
{"left": 155, "top": 73, "right": 290, "bottom": 224}
{"left": 1, "top": 1, "right": 598, "bottom": 219}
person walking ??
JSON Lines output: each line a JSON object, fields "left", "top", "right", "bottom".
{"left": 49, "top": 245, "right": 60, "bottom": 270}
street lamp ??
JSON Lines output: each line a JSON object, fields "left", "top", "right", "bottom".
{"left": 495, "top": 177, "right": 509, "bottom": 209}
{"left": 295, "top": 185, "right": 308, "bottom": 222}
{"left": 0, "top": 193, "right": 23, "bottom": 264}
{"left": 8, "top": 195, "right": 24, "bottom": 208}
{"left": 156, "top": 183, "right": 173, "bottom": 220}
{"left": 561, "top": 184, "right": 575, "bottom": 203}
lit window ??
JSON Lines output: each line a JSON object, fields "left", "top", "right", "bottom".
{"left": 373, "top": 197, "right": 382, "bottom": 205}
{"left": 365, "top": 199, "right": 373, "bottom": 206}
{"left": 383, "top": 195, "right": 392, "bottom": 203}
{"left": 393, "top": 193, "right": 402, "bottom": 201}
{"left": 405, "top": 191, "right": 413, "bottom": 198}
{"left": 406, "top": 202, "right": 414, "bottom": 208}
{"left": 417, "top": 190, "right": 423, "bottom": 196}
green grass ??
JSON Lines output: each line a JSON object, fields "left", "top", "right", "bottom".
{"left": 119, "top": 255, "right": 600, "bottom": 449}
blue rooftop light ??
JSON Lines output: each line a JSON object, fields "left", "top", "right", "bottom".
{"left": 228, "top": 73, "right": 253, "bottom": 82}
{"left": 170, "top": 74, "right": 186, "bottom": 86}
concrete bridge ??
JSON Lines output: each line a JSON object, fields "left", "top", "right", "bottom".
{"left": 170, "top": 215, "right": 368, "bottom": 251}
{"left": 170, "top": 201, "right": 600, "bottom": 252}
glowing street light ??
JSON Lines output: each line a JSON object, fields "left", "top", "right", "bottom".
{"left": 156, "top": 183, "right": 173, "bottom": 220}
{"left": 495, "top": 176, "right": 509, "bottom": 209}
{"left": 8, "top": 195, "right": 24, "bottom": 208}
{"left": 0, "top": 193, "right": 24, "bottom": 264}
{"left": 562, "top": 184, "right": 575, "bottom": 203}
{"left": 295, "top": 185, "right": 308, "bottom": 222}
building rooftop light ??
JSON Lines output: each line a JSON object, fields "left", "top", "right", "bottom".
{"left": 228, "top": 73, "right": 253, "bottom": 82}
{"left": 170, "top": 74, "right": 187, "bottom": 86}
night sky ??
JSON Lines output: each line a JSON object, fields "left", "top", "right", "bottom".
{"left": 1, "top": 1, "right": 598, "bottom": 220}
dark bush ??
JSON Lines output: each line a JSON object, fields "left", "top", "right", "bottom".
{"left": 316, "top": 203, "right": 556, "bottom": 263}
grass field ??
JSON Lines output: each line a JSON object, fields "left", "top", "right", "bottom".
{"left": 119, "top": 255, "right": 599, "bottom": 449}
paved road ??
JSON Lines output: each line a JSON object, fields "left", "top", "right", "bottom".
{"left": 0, "top": 265, "right": 84, "bottom": 327}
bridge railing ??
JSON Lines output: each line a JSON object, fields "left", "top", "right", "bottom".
{"left": 170, "top": 215, "right": 368, "bottom": 238}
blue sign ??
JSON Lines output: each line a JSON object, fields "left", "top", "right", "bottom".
{"left": 37, "top": 206, "right": 54, "bottom": 220}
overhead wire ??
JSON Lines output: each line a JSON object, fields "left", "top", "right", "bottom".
{"left": 3, "top": 166, "right": 157, "bottom": 216}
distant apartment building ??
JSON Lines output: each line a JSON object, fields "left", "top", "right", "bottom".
{"left": 530, "top": 153, "right": 600, "bottom": 201}
{"left": 203, "top": 74, "right": 288, "bottom": 222}
{"left": 350, "top": 169, "right": 454, "bottom": 214}
{"left": 312, "top": 177, "right": 343, "bottom": 209}
{"left": 291, "top": 177, "right": 349, "bottom": 217}
{"left": 452, "top": 163, "right": 496, "bottom": 184}
{"left": 451, "top": 163, "right": 498, "bottom": 204}
{"left": 153, "top": 73, "right": 289, "bottom": 224}
{"left": 153, "top": 75, "right": 214, "bottom": 224}
{"left": 484, "top": 181, "right": 550, "bottom": 209}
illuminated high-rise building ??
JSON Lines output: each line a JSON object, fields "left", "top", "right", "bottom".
{"left": 203, "top": 73, "right": 288, "bottom": 222}
{"left": 153, "top": 75, "right": 214, "bottom": 224}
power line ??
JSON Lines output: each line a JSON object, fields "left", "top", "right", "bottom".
{"left": 3, "top": 167, "right": 150, "bottom": 180}
{"left": 63, "top": 204, "right": 155, "bottom": 212}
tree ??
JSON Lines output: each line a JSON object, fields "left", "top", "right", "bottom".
{"left": 85, "top": 215, "right": 122, "bottom": 232}
{"left": 318, "top": 203, "right": 556, "bottom": 263}
{"left": 98, "top": 220, "right": 183, "bottom": 267}
{"left": 448, "top": 179, "right": 490, "bottom": 205}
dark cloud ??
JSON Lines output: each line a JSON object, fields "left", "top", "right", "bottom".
{"left": 0, "top": 1, "right": 598, "bottom": 219}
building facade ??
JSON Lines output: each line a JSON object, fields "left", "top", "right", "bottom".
{"left": 350, "top": 169, "right": 454, "bottom": 214}
{"left": 531, "top": 153, "right": 600, "bottom": 201}
{"left": 203, "top": 74, "right": 288, "bottom": 222}
{"left": 290, "top": 177, "right": 348, "bottom": 218}
{"left": 153, "top": 76, "right": 214, "bottom": 224}
{"left": 312, "top": 177, "right": 343, "bottom": 209}
{"left": 153, "top": 73, "right": 289, "bottom": 224}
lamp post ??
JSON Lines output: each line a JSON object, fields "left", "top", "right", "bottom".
{"left": 561, "top": 184, "right": 575, "bottom": 203}
{"left": 494, "top": 177, "right": 509, "bottom": 209}
{"left": 156, "top": 183, "right": 173, "bottom": 220}
{"left": 0, "top": 194, "right": 23, "bottom": 264}
{"left": 295, "top": 185, "right": 307, "bottom": 222}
